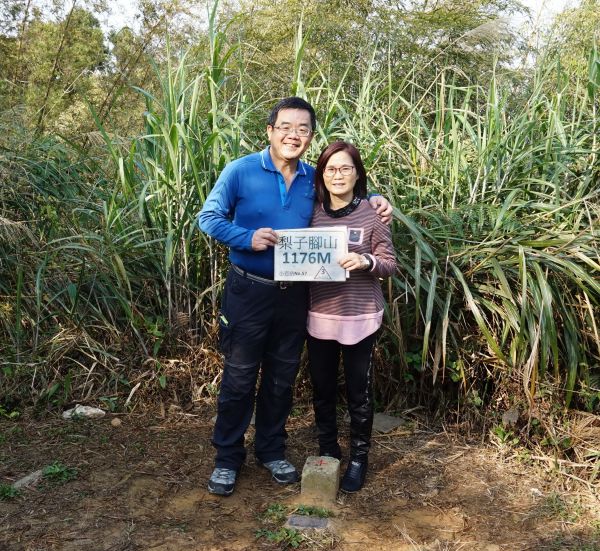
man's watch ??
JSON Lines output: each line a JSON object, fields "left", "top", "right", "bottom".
{"left": 362, "top": 255, "right": 373, "bottom": 271}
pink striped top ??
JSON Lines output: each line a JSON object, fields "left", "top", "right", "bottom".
{"left": 307, "top": 200, "right": 397, "bottom": 345}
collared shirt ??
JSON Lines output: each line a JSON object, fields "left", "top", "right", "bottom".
{"left": 198, "top": 147, "right": 316, "bottom": 278}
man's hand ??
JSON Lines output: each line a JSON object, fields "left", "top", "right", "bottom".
{"left": 368, "top": 195, "right": 393, "bottom": 225}
{"left": 251, "top": 227, "right": 278, "bottom": 251}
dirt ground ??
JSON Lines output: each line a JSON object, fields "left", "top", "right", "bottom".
{"left": 1, "top": 403, "right": 598, "bottom": 551}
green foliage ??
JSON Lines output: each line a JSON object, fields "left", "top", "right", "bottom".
{"left": 262, "top": 503, "right": 333, "bottom": 524}
{"left": 0, "top": 404, "right": 20, "bottom": 419}
{"left": 261, "top": 503, "right": 289, "bottom": 524}
{"left": 227, "top": 0, "right": 526, "bottom": 101}
{"left": 546, "top": 0, "right": 600, "bottom": 83}
{"left": 293, "top": 505, "right": 332, "bottom": 518}
{"left": 491, "top": 425, "right": 520, "bottom": 447}
{"left": 0, "top": 484, "right": 20, "bottom": 500}
{"left": 255, "top": 527, "right": 304, "bottom": 548}
{"left": 0, "top": 0, "right": 598, "bottom": 420}
{"left": 42, "top": 461, "right": 77, "bottom": 484}
{"left": 99, "top": 396, "right": 119, "bottom": 412}
{"left": 541, "top": 536, "right": 600, "bottom": 551}
{"left": 538, "top": 492, "right": 584, "bottom": 524}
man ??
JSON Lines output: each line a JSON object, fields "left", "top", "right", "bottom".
{"left": 198, "top": 97, "right": 392, "bottom": 496}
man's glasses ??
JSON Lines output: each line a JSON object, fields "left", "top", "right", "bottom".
{"left": 272, "top": 125, "right": 312, "bottom": 137}
{"left": 323, "top": 166, "right": 355, "bottom": 177}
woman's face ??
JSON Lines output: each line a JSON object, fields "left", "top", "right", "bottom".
{"left": 322, "top": 151, "right": 358, "bottom": 205}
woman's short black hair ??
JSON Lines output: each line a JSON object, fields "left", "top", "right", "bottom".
{"left": 268, "top": 97, "right": 317, "bottom": 130}
{"left": 315, "top": 141, "right": 368, "bottom": 206}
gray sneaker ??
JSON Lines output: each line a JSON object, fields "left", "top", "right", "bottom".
{"left": 259, "top": 459, "right": 299, "bottom": 484}
{"left": 207, "top": 467, "right": 237, "bottom": 496}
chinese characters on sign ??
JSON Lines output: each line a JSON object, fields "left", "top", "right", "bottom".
{"left": 274, "top": 227, "right": 348, "bottom": 282}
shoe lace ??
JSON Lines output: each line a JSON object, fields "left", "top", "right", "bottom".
{"left": 212, "top": 468, "right": 235, "bottom": 483}
{"left": 267, "top": 459, "right": 294, "bottom": 473}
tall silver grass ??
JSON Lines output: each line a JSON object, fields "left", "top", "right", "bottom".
{"left": 1, "top": 18, "right": 598, "bottom": 411}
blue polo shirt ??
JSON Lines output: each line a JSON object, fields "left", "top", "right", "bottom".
{"left": 198, "top": 147, "right": 316, "bottom": 278}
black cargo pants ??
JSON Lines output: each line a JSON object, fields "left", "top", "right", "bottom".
{"left": 212, "top": 266, "right": 308, "bottom": 471}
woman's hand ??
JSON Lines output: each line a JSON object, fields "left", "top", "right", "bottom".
{"left": 338, "top": 253, "right": 371, "bottom": 271}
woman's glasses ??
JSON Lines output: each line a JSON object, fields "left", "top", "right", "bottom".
{"left": 323, "top": 166, "right": 355, "bottom": 177}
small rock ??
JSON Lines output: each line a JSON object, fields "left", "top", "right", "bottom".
{"left": 111, "top": 417, "right": 122, "bottom": 427}
{"left": 502, "top": 407, "right": 519, "bottom": 427}
{"left": 62, "top": 404, "right": 106, "bottom": 420}
{"left": 530, "top": 487, "right": 543, "bottom": 498}
{"left": 286, "top": 514, "right": 329, "bottom": 530}
{"left": 372, "top": 413, "right": 407, "bottom": 433}
{"left": 13, "top": 469, "right": 43, "bottom": 489}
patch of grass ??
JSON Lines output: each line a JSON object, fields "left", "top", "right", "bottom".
{"left": 289, "top": 406, "right": 305, "bottom": 417}
{"left": 42, "top": 461, "right": 77, "bottom": 484}
{"left": 255, "top": 527, "right": 304, "bottom": 548}
{"left": 293, "top": 505, "right": 333, "bottom": 518}
{"left": 490, "top": 425, "right": 520, "bottom": 447}
{"left": 515, "top": 449, "right": 532, "bottom": 464}
{"left": 262, "top": 503, "right": 288, "bottom": 523}
{"left": 0, "top": 483, "right": 20, "bottom": 500}
{"left": 99, "top": 396, "right": 119, "bottom": 412}
{"left": 536, "top": 492, "right": 586, "bottom": 524}
{"left": 258, "top": 502, "right": 336, "bottom": 549}
{"left": 541, "top": 537, "right": 600, "bottom": 551}
{"left": 0, "top": 404, "right": 20, "bottom": 419}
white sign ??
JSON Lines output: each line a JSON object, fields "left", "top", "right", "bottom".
{"left": 274, "top": 227, "right": 348, "bottom": 281}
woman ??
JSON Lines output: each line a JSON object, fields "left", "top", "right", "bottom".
{"left": 307, "top": 141, "right": 397, "bottom": 493}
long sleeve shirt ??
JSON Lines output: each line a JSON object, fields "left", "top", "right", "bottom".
{"left": 308, "top": 199, "right": 397, "bottom": 345}
{"left": 198, "top": 147, "right": 316, "bottom": 278}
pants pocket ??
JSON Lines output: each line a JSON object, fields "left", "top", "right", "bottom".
{"left": 218, "top": 312, "right": 233, "bottom": 356}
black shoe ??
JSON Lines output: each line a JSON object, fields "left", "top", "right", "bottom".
{"left": 341, "top": 459, "right": 367, "bottom": 493}
{"left": 320, "top": 443, "right": 342, "bottom": 460}
{"left": 207, "top": 467, "right": 238, "bottom": 496}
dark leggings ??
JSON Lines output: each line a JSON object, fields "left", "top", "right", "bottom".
{"left": 307, "top": 333, "right": 376, "bottom": 461}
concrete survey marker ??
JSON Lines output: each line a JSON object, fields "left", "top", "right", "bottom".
{"left": 301, "top": 456, "right": 340, "bottom": 505}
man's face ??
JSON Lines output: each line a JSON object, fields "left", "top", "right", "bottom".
{"left": 267, "top": 108, "right": 313, "bottom": 164}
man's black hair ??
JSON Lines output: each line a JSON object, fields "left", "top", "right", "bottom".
{"left": 268, "top": 97, "right": 317, "bottom": 130}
